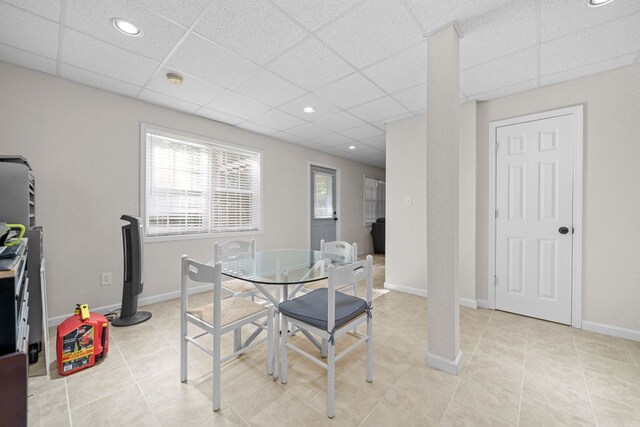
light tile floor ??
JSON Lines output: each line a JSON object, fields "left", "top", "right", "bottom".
{"left": 28, "top": 255, "right": 640, "bottom": 426}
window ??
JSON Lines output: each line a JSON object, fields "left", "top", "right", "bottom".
{"left": 313, "top": 171, "right": 334, "bottom": 219}
{"left": 143, "top": 126, "right": 261, "bottom": 238}
{"left": 364, "top": 176, "right": 385, "bottom": 225}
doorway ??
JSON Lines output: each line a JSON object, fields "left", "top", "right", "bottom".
{"left": 489, "top": 106, "right": 583, "bottom": 326}
{"left": 310, "top": 165, "right": 338, "bottom": 251}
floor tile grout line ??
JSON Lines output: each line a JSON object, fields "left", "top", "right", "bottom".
{"left": 64, "top": 377, "right": 72, "bottom": 426}
{"left": 515, "top": 321, "right": 530, "bottom": 427}
{"left": 437, "top": 309, "right": 492, "bottom": 426}
{"left": 571, "top": 327, "right": 599, "bottom": 427}
{"left": 113, "top": 334, "right": 163, "bottom": 426}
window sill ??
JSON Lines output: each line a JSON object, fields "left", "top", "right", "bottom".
{"left": 144, "top": 230, "right": 263, "bottom": 243}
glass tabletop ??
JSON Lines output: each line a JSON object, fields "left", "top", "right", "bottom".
{"left": 215, "top": 249, "right": 353, "bottom": 285}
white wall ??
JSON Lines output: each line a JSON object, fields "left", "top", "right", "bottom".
{"left": 458, "top": 101, "right": 476, "bottom": 305}
{"left": 475, "top": 64, "right": 640, "bottom": 333}
{"left": 385, "top": 116, "right": 428, "bottom": 295}
{"left": 0, "top": 63, "right": 384, "bottom": 320}
{"left": 385, "top": 105, "right": 477, "bottom": 303}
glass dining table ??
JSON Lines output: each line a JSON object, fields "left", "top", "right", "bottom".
{"left": 214, "top": 249, "right": 354, "bottom": 377}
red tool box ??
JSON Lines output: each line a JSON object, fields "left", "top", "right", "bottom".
{"left": 56, "top": 304, "right": 109, "bottom": 376}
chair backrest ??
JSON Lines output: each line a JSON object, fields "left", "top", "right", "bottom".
{"left": 181, "top": 256, "right": 222, "bottom": 328}
{"left": 214, "top": 239, "right": 256, "bottom": 262}
{"left": 326, "top": 255, "right": 373, "bottom": 332}
{"left": 320, "top": 239, "right": 357, "bottom": 263}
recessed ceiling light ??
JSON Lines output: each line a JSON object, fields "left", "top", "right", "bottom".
{"left": 166, "top": 72, "right": 184, "bottom": 85}
{"left": 587, "top": 0, "right": 615, "bottom": 7}
{"left": 111, "top": 18, "right": 142, "bottom": 37}
{"left": 348, "top": 145, "right": 356, "bottom": 150}
{"left": 302, "top": 106, "right": 316, "bottom": 113}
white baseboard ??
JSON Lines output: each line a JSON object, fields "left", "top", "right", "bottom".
{"left": 476, "top": 299, "right": 491, "bottom": 309}
{"left": 581, "top": 321, "right": 640, "bottom": 342}
{"left": 47, "top": 283, "right": 213, "bottom": 328}
{"left": 426, "top": 349, "right": 463, "bottom": 375}
{"left": 384, "top": 282, "right": 428, "bottom": 298}
{"left": 459, "top": 298, "right": 477, "bottom": 309}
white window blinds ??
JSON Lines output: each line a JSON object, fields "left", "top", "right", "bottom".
{"left": 144, "top": 128, "right": 261, "bottom": 237}
{"left": 364, "top": 176, "right": 385, "bottom": 225}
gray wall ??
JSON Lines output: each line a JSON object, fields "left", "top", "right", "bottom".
{"left": 0, "top": 63, "right": 384, "bottom": 320}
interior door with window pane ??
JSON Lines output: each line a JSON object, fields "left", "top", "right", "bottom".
{"left": 310, "top": 166, "right": 337, "bottom": 250}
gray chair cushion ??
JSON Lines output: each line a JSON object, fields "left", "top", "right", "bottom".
{"left": 279, "top": 288, "right": 368, "bottom": 332}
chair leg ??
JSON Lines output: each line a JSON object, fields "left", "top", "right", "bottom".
{"left": 266, "top": 307, "right": 274, "bottom": 376}
{"left": 327, "top": 340, "right": 336, "bottom": 418}
{"left": 321, "top": 338, "right": 328, "bottom": 358}
{"left": 180, "top": 316, "right": 187, "bottom": 383}
{"left": 280, "top": 316, "right": 288, "bottom": 384}
{"left": 233, "top": 328, "right": 242, "bottom": 352}
{"left": 366, "top": 315, "right": 373, "bottom": 383}
{"left": 213, "top": 329, "right": 221, "bottom": 411}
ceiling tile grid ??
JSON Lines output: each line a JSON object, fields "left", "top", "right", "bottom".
{"left": 1, "top": 0, "right": 639, "bottom": 169}
{"left": 0, "top": 2, "right": 59, "bottom": 59}
{"left": 64, "top": 0, "right": 187, "bottom": 62}
{"left": 194, "top": 0, "right": 308, "bottom": 66}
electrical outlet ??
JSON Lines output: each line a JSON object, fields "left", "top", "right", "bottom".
{"left": 100, "top": 272, "right": 112, "bottom": 286}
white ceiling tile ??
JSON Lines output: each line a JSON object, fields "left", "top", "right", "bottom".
{"left": 392, "top": 84, "right": 426, "bottom": 113}
{"left": 461, "top": 47, "right": 537, "bottom": 96}
{"left": 311, "top": 111, "right": 366, "bottom": 132}
{"left": 250, "top": 109, "right": 306, "bottom": 130}
{"left": 139, "top": 89, "right": 200, "bottom": 113}
{"left": 195, "top": 108, "right": 244, "bottom": 125}
{"left": 312, "top": 133, "right": 355, "bottom": 147}
{"left": 0, "top": 43, "right": 57, "bottom": 75}
{"left": 339, "top": 124, "right": 384, "bottom": 140}
{"left": 271, "top": 0, "right": 361, "bottom": 32}
{"left": 541, "top": 0, "right": 640, "bottom": 42}
{"left": 65, "top": 0, "right": 186, "bottom": 62}
{"left": 195, "top": 0, "right": 308, "bottom": 65}
{"left": 266, "top": 36, "right": 354, "bottom": 91}
{"left": 360, "top": 135, "right": 386, "bottom": 149}
{"left": 61, "top": 29, "right": 159, "bottom": 86}
{"left": 277, "top": 92, "right": 341, "bottom": 120}
{"left": 60, "top": 63, "right": 141, "bottom": 97}
{"left": 361, "top": 41, "right": 427, "bottom": 94}
{"left": 348, "top": 96, "right": 409, "bottom": 123}
{"left": 166, "top": 33, "right": 259, "bottom": 88}
{"left": 405, "top": 0, "right": 513, "bottom": 34}
{"left": 236, "top": 121, "right": 279, "bottom": 136}
{"left": 146, "top": 67, "right": 224, "bottom": 105}
{"left": 0, "top": 3, "right": 58, "bottom": 58}
{"left": 333, "top": 142, "right": 382, "bottom": 156}
{"left": 470, "top": 79, "right": 538, "bottom": 101}
{"left": 3, "top": 0, "right": 61, "bottom": 21}
{"left": 206, "top": 90, "right": 271, "bottom": 120}
{"left": 459, "top": 0, "right": 537, "bottom": 69}
{"left": 286, "top": 122, "right": 333, "bottom": 139}
{"left": 313, "top": 72, "right": 386, "bottom": 109}
{"left": 540, "top": 53, "right": 638, "bottom": 87}
{"left": 375, "top": 112, "right": 414, "bottom": 128}
{"left": 135, "top": 0, "right": 209, "bottom": 27}
{"left": 541, "top": 13, "right": 640, "bottom": 76}
{"left": 231, "top": 69, "right": 306, "bottom": 107}
{"left": 272, "top": 132, "right": 306, "bottom": 144}
{"left": 316, "top": 0, "right": 423, "bottom": 68}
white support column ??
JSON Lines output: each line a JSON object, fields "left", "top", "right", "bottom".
{"left": 426, "top": 24, "right": 462, "bottom": 375}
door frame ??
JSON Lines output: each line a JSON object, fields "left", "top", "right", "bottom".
{"left": 308, "top": 161, "right": 341, "bottom": 249}
{"left": 488, "top": 105, "right": 583, "bottom": 328}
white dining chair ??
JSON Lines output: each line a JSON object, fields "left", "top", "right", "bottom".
{"left": 180, "top": 256, "right": 275, "bottom": 411}
{"left": 303, "top": 240, "right": 358, "bottom": 295}
{"left": 279, "top": 255, "right": 374, "bottom": 418}
{"left": 214, "top": 239, "right": 259, "bottom": 297}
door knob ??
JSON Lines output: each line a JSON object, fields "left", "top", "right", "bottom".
{"left": 558, "top": 227, "right": 569, "bottom": 235}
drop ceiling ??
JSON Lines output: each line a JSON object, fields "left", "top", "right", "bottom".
{"left": 1, "top": 0, "right": 639, "bottom": 169}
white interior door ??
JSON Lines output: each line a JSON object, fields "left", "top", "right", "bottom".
{"left": 310, "top": 165, "right": 337, "bottom": 251}
{"left": 495, "top": 114, "right": 574, "bottom": 324}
